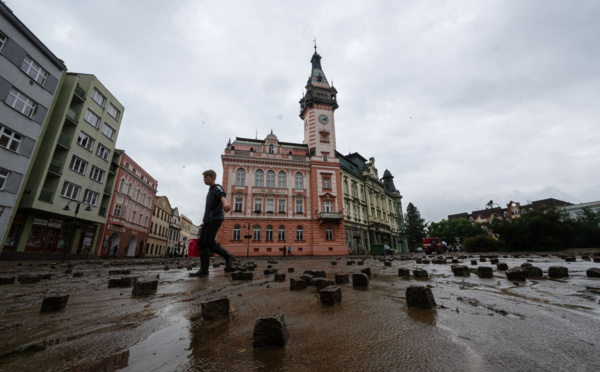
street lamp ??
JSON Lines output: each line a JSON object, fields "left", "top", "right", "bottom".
{"left": 62, "top": 199, "right": 93, "bottom": 263}
{"left": 243, "top": 223, "right": 252, "bottom": 257}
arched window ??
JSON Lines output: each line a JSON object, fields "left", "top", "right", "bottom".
{"left": 278, "top": 226, "right": 285, "bottom": 240}
{"left": 255, "top": 170, "right": 264, "bottom": 187}
{"left": 278, "top": 171, "right": 286, "bottom": 188}
{"left": 119, "top": 178, "right": 126, "bottom": 193}
{"left": 233, "top": 225, "right": 241, "bottom": 240}
{"left": 266, "top": 225, "right": 273, "bottom": 241}
{"left": 236, "top": 168, "right": 245, "bottom": 186}
{"left": 269, "top": 144, "right": 274, "bottom": 154}
{"left": 128, "top": 183, "right": 133, "bottom": 196}
{"left": 266, "top": 171, "right": 275, "bottom": 187}
{"left": 295, "top": 172, "right": 303, "bottom": 189}
{"left": 296, "top": 226, "right": 304, "bottom": 241}
{"left": 326, "top": 227, "right": 333, "bottom": 240}
{"left": 253, "top": 225, "right": 261, "bottom": 240}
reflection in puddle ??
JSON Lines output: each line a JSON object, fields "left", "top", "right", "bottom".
{"left": 407, "top": 308, "right": 437, "bottom": 325}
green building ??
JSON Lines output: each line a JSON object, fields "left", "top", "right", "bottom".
{"left": 3, "top": 73, "right": 124, "bottom": 258}
{"left": 338, "top": 152, "right": 408, "bottom": 254}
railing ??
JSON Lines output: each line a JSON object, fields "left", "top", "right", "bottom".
{"left": 74, "top": 84, "right": 86, "bottom": 100}
{"left": 48, "top": 159, "right": 62, "bottom": 175}
{"left": 318, "top": 212, "right": 343, "bottom": 220}
{"left": 57, "top": 133, "right": 71, "bottom": 148}
{"left": 39, "top": 188, "right": 53, "bottom": 202}
{"left": 66, "top": 109, "right": 78, "bottom": 123}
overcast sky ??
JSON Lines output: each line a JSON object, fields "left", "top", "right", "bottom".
{"left": 8, "top": 0, "right": 600, "bottom": 224}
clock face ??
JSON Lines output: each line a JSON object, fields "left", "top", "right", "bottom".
{"left": 319, "top": 115, "right": 329, "bottom": 124}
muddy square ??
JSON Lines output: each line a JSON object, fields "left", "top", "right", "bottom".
{"left": 0, "top": 253, "right": 599, "bottom": 372}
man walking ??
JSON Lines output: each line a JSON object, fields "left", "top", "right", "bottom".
{"left": 195, "top": 170, "right": 235, "bottom": 276}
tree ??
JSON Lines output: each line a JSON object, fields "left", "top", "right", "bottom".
{"left": 404, "top": 203, "right": 427, "bottom": 250}
{"left": 570, "top": 207, "right": 600, "bottom": 248}
{"left": 427, "top": 219, "right": 487, "bottom": 242}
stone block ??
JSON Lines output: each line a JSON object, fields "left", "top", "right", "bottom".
{"left": 521, "top": 262, "right": 532, "bottom": 267}
{"left": 406, "top": 286, "right": 436, "bottom": 309}
{"left": 586, "top": 268, "right": 600, "bottom": 278}
{"left": 594, "top": 258, "right": 600, "bottom": 263}
{"left": 320, "top": 285, "right": 342, "bottom": 305}
{"left": 290, "top": 278, "right": 308, "bottom": 290}
{"left": 253, "top": 313, "right": 289, "bottom": 348}
{"left": 422, "top": 259, "right": 430, "bottom": 264}
{"left": 287, "top": 268, "right": 294, "bottom": 273}
{"left": 471, "top": 260, "right": 478, "bottom": 265}
{"left": 548, "top": 266, "right": 569, "bottom": 279}
{"left": 0, "top": 277, "right": 16, "bottom": 285}
{"left": 331, "top": 261, "right": 337, "bottom": 265}
{"left": 479, "top": 258, "right": 487, "bottom": 262}
{"left": 42, "top": 274, "right": 52, "bottom": 280}
{"left": 41, "top": 295, "right": 69, "bottom": 312}
{"left": 313, "top": 270, "right": 326, "bottom": 278}
{"left": 213, "top": 263, "right": 221, "bottom": 268}
{"left": 565, "top": 256, "right": 576, "bottom": 262}
{"left": 384, "top": 261, "right": 392, "bottom": 267}
{"left": 451, "top": 265, "right": 470, "bottom": 277}
{"left": 132, "top": 280, "right": 158, "bottom": 296}
{"left": 490, "top": 258, "right": 499, "bottom": 265}
{"left": 413, "top": 269, "right": 429, "bottom": 279}
{"left": 231, "top": 271, "right": 242, "bottom": 280}
{"left": 18, "top": 275, "right": 42, "bottom": 284}
{"left": 64, "top": 269, "right": 72, "bottom": 274}
{"left": 452, "top": 259, "right": 459, "bottom": 264}
{"left": 300, "top": 274, "right": 314, "bottom": 283}
{"left": 187, "top": 266, "right": 193, "bottom": 271}
{"left": 108, "top": 277, "right": 137, "bottom": 288}
{"left": 360, "top": 268, "right": 371, "bottom": 277}
{"left": 334, "top": 274, "right": 349, "bottom": 284}
{"left": 416, "top": 259, "right": 422, "bottom": 264}
{"left": 264, "top": 269, "right": 273, "bottom": 275}
{"left": 346, "top": 261, "right": 355, "bottom": 266}
{"left": 109, "top": 270, "right": 131, "bottom": 275}
{"left": 201, "top": 297, "right": 230, "bottom": 321}
{"left": 73, "top": 272, "right": 84, "bottom": 278}
{"left": 522, "top": 266, "right": 543, "bottom": 278}
{"left": 274, "top": 273, "right": 286, "bottom": 282}
{"left": 358, "top": 261, "right": 364, "bottom": 266}
{"left": 477, "top": 266, "right": 494, "bottom": 278}
{"left": 313, "top": 278, "right": 335, "bottom": 291}
{"left": 240, "top": 272, "right": 253, "bottom": 280}
{"left": 496, "top": 263, "right": 508, "bottom": 271}
{"left": 352, "top": 273, "right": 369, "bottom": 287}
{"left": 506, "top": 267, "right": 526, "bottom": 281}
{"left": 398, "top": 268, "right": 410, "bottom": 278}
{"left": 582, "top": 256, "right": 591, "bottom": 261}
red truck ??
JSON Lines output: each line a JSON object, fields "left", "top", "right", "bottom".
{"left": 422, "top": 237, "right": 442, "bottom": 254}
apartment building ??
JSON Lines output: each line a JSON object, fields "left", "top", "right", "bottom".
{"left": 147, "top": 195, "right": 171, "bottom": 257}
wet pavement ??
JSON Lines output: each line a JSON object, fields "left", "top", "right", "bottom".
{"left": 0, "top": 252, "right": 599, "bottom": 371}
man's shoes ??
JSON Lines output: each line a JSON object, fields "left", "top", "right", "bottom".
{"left": 190, "top": 269, "right": 209, "bottom": 277}
{"left": 225, "top": 254, "right": 236, "bottom": 269}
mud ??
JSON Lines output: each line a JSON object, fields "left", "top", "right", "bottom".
{"left": 0, "top": 253, "right": 599, "bottom": 371}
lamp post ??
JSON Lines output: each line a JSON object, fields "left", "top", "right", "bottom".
{"left": 62, "top": 199, "right": 93, "bottom": 263}
{"left": 243, "top": 223, "right": 252, "bottom": 257}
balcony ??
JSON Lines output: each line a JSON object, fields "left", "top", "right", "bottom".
{"left": 48, "top": 160, "right": 62, "bottom": 176}
{"left": 99, "top": 207, "right": 107, "bottom": 217}
{"left": 65, "top": 109, "right": 79, "bottom": 125}
{"left": 104, "top": 185, "right": 112, "bottom": 196}
{"left": 74, "top": 84, "right": 86, "bottom": 101}
{"left": 57, "top": 133, "right": 71, "bottom": 149}
{"left": 39, "top": 188, "right": 53, "bottom": 203}
{"left": 109, "top": 164, "right": 118, "bottom": 175}
{"left": 318, "top": 212, "right": 343, "bottom": 221}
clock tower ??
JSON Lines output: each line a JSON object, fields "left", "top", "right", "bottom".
{"left": 299, "top": 45, "right": 346, "bottom": 255}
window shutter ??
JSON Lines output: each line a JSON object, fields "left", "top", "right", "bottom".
{"left": 0, "top": 76, "right": 11, "bottom": 102}
{"left": 1, "top": 39, "right": 27, "bottom": 69}
{"left": 4, "top": 171, "right": 23, "bottom": 194}
{"left": 32, "top": 104, "right": 48, "bottom": 125}
{"left": 44, "top": 74, "right": 59, "bottom": 94}
{"left": 19, "top": 136, "right": 35, "bottom": 158}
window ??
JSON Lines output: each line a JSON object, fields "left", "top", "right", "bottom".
{"left": 255, "top": 170, "right": 263, "bottom": 187}
{"left": 0, "top": 168, "right": 8, "bottom": 190}
{"left": 254, "top": 198, "right": 262, "bottom": 212}
{"left": 343, "top": 180, "right": 348, "bottom": 194}
{"left": 119, "top": 178, "right": 126, "bottom": 193}
{"left": 266, "top": 225, "right": 273, "bottom": 241}
{"left": 295, "top": 172, "right": 303, "bottom": 189}
{"left": 61, "top": 181, "right": 81, "bottom": 200}
{"left": 296, "top": 226, "right": 304, "bottom": 241}
{"left": 84, "top": 109, "right": 101, "bottom": 128}
{"left": 132, "top": 211, "right": 137, "bottom": 223}
{"left": 90, "top": 166, "right": 105, "bottom": 183}
{"left": 234, "top": 197, "right": 243, "bottom": 211}
{"left": 269, "top": 144, "right": 274, "bottom": 154}
{"left": 91, "top": 88, "right": 106, "bottom": 108}
{"left": 278, "top": 171, "right": 286, "bottom": 188}
{"left": 253, "top": 225, "right": 261, "bottom": 240}
{"left": 83, "top": 189, "right": 99, "bottom": 206}
{"left": 102, "top": 123, "right": 115, "bottom": 140}
{"left": 20, "top": 56, "right": 48, "bottom": 86}
{"left": 96, "top": 144, "right": 110, "bottom": 160}
{"left": 323, "top": 177, "right": 331, "bottom": 190}
{"left": 69, "top": 155, "right": 88, "bottom": 174}
{"left": 266, "top": 171, "right": 275, "bottom": 187}
{"left": 0, "top": 33, "right": 6, "bottom": 52}
{"left": 266, "top": 198, "right": 274, "bottom": 212}
{"left": 323, "top": 154, "right": 328, "bottom": 161}
{"left": 233, "top": 225, "right": 241, "bottom": 240}
{"left": 236, "top": 168, "right": 245, "bottom": 186}
{"left": 278, "top": 226, "right": 285, "bottom": 240}
{"left": 108, "top": 103, "right": 120, "bottom": 120}
{"left": 77, "top": 131, "right": 95, "bottom": 151}
{"left": 0, "top": 125, "right": 23, "bottom": 152}
{"left": 6, "top": 88, "right": 36, "bottom": 118}
{"left": 128, "top": 183, "right": 133, "bottom": 196}
{"left": 114, "top": 204, "right": 122, "bottom": 217}
{"left": 278, "top": 199, "right": 286, "bottom": 213}
{"left": 326, "top": 227, "right": 333, "bottom": 240}
{"left": 324, "top": 201, "right": 333, "bottom": 212}
{"left": 296, "top": 199, "right": 303, "bottom": 213}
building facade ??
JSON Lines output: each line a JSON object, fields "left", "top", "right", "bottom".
{"left": 180, "top": 214, "right": 193, "bottom": 256}
{"left": 339, "top": 153, "right": 408, "bottom": 254}
{"left": 216, "top": 47, "right": 347, "bottom": 256}
{"left": 98, "top": 150, "right": 157, "bottom": 257}
{"left": 148, "top": 195, "right": 170, "bottom": 257}
{"left": 167, "top": 207, "right": 181, "bottom": 256}
{"left": 6, "top": 73, "right": 124, "bottom": 256}
{"left": 0, "top": 3, "right": 67, "bottom": 251}
{"left": 559, "top": 200, "right": 600, "bottom": 220}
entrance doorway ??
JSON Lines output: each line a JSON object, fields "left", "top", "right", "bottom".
{"left": 127, "top": 237, "right": 137, "bottom": 257}
{"left": 109, "top": 233, "right": 120, "bottom": 256}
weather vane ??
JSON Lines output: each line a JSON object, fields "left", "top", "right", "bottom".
{"left": 313, "top": 36, "right": 317, "bottom": 51}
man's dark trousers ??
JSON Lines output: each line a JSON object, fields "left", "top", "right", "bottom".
{"left": 198, "top": 221, "right": 231, "bottom": 272}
